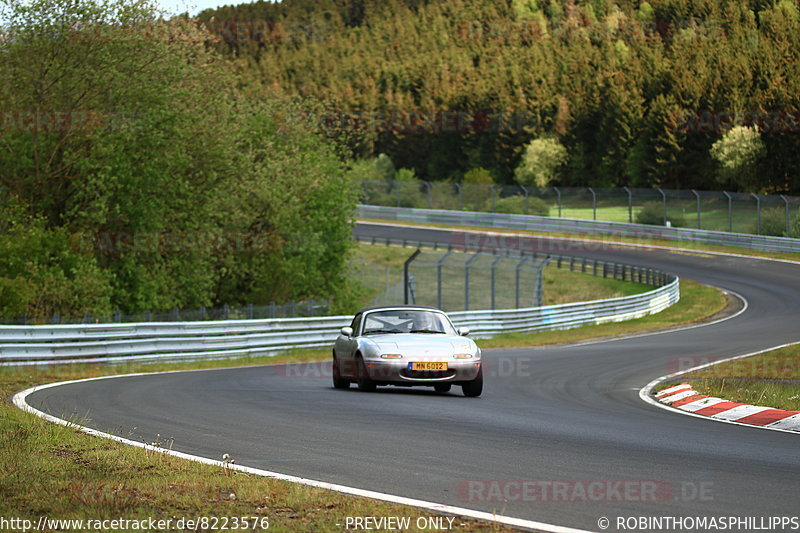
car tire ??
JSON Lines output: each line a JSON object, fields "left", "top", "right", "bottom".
{"left": 356, "top": 355, "right": 377, "bottom": 392}
{"left": 461, "top": 368, "right": 483, "bottom": 397}
{"left": 434, "top": 383, "right": 451, "bottom": 393}
{"left": 332, "top": 356, "right": 349, "bottom": 389}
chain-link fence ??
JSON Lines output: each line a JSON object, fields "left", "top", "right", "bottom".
{"left": 359, "top": 179, "right": 800, "bottom": 237}
{"left": 402, "top": 250, "right": 549, "bottom": 312}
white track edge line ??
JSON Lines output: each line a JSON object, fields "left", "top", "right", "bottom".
{"left": 638, "top": 341, "right": 800, "bottom": 436}
{"left": 12, "top": 379, "right": 593, "bottom": 533}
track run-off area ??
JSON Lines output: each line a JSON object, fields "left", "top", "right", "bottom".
{"left": 19, "top": 222, "right": 800, "bottom": 532}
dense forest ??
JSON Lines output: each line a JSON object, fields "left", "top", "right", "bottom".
{"left": 0, "top": 0, "right": 356, "bottom": 319}
{"left": 198, "top": 0, "right": 800, "bottom": 193}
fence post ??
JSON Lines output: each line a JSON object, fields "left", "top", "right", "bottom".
{"left": 588, "top": 187, "right": 596, "bottom": 220}
{"left": 658, "top": 188, "right": 666, "bottom": 226}
{"left": 455, "top": 183, "right": 462, "bottom": 210}
{"left": 437, "top": 251, "right": 453, "bottom": 309}
{"left": 723, "top": 191, "right": 733, "bottom": 233}
{"left": 520, "top": 185, "right": 529, "bottom": 214}
{"left": 490, "top": 185, "right": 496, "bottom": 213}
{"left": 424, "top": 180, "right": 432, "bottom": 208}
{"left": 490, "top": 254, "right": 504, "bottom": 309}
{"left": 692, "top": 189, "right": 701, "bottom": 229}
{"left": 535, "top": 257, "right": 551, "bottom": 307}
{"left": 624, "top": 186, "right": 632, "bottom": 223}
{"left": 515, "top": 255, "right": 529, "bottom": 309}
{"left": 781, "top": 195, "right": 790, "bottom": 237}
{"left": 404, "top": 248, "right": 422, "bottom": 305}
{"left": 465, "top": 253, "right": 481, "bottom": 311}
{"left": 751, "top": 193, "right": 761, "bottom": 235}
{"left": 269, "top": 301, "right": 276, "bottom": 319}
{"left": 553, "top": 186, "right": 562, "bottom": 217}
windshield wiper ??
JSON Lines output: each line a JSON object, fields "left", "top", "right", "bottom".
{"left": 410, "top": 329, "right": 446, "bottom": 334}
{"left": 364, "top": 329, "right": 402, "bottom": 334}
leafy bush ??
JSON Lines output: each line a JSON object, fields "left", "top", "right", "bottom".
{"left": 753, "top": 207, "right": 793, "bottom": 237}
{"left": 635, "top": 202, "right": 686, "bottom": 227}
{"left": 493, "top": 196, "right": 550, "bottom": 216}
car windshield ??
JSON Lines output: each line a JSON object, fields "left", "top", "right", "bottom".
{"left": 361, "top": 310, "right": 455, "bottom": 335}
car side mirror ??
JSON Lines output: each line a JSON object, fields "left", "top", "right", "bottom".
{"left": 457, "top": 327, "right": 470, "bottom": 336}
{"left": 340, "top": 326, "right": 353, "bottom": 337}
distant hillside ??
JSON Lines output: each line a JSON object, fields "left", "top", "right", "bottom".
{"left": 198, "top": 0, "right": 800, "bottom": 193}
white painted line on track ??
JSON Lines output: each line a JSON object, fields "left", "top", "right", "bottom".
{"left": 13, "top": 374, "right": 593, "bottom": 533}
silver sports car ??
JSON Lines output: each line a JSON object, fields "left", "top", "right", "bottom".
{"left": 332, "top": 305, "right": 483, "bottom": 397}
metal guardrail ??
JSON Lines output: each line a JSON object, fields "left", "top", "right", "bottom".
{"left": 0, "top": 276, "right": 678, "bottom": 365}
{"left": 356, "top": 205, "right": 800, "bottom": 254}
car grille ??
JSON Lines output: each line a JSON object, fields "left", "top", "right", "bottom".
{"left": 401, "top": 369, "right": 456, "bottom": 380}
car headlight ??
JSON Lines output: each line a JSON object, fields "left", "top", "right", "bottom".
{"left": 380, "top": 354, "right": 403, "bottom": 359}
{"left": 453, "top": 353, "right": 472, "bottom": 359}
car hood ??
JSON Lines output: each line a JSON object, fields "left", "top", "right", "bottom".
{"left": 366, "top": 334, "right": 475, "bottom": 357}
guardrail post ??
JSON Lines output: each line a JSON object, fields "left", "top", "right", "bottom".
{"left": 404, "top": 248, "right": 422, "bottom": 305}
{"left": 624, "top": 187, "right": 632, "bottom": 223}
{"left": 751, "top": 193, "right": 761, "bottom": 235}
{"left": 553, "top": 187, "right": 562, "bottom": 217}
{"left": 588, "top": 187, "right": 596, "bottom": 220}
{"left": 692, "top": 189, "right": 701, "bottom": 229}
{"left": 658, "top": 188, "right": 666, "bottom": 225}
{"left": 465, "top": 253, "right": 481, "bottom": 311}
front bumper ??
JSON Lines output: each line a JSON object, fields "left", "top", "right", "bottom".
{"left": 362, "top": 359, "right": 481, "bottom": 384}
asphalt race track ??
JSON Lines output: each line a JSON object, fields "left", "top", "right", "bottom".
{"left": 24, "top": 223, "right": 800, "bottom": 532}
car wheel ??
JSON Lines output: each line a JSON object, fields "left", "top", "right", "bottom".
{"left": 434, "top": 383, "right": 451, "bottom": 393}
{"left": 356, "top": 355, "right": 376, "bottom": 392}
{"left": 461, "top": 368, "right": 483, "bottom": 397}
{"left": 332, "top": 356, "right": 349, "bottom": 389}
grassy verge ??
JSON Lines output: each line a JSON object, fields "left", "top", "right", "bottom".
{"left": 662, "top": 344, "right": 800, "bottom": 411}
{"left": 358, "top": 218, "right": 800, "bottom": 263}
{"left": 2, "top": 278, "right": 727, "bottom": 530}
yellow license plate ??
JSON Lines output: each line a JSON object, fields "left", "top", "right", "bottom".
{"left": 410, "top": 362, "right": 448, "bottom": 371}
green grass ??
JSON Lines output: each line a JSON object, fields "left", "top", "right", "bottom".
{"left": 664, "top": 343, "right": 800, "bottom": 411}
